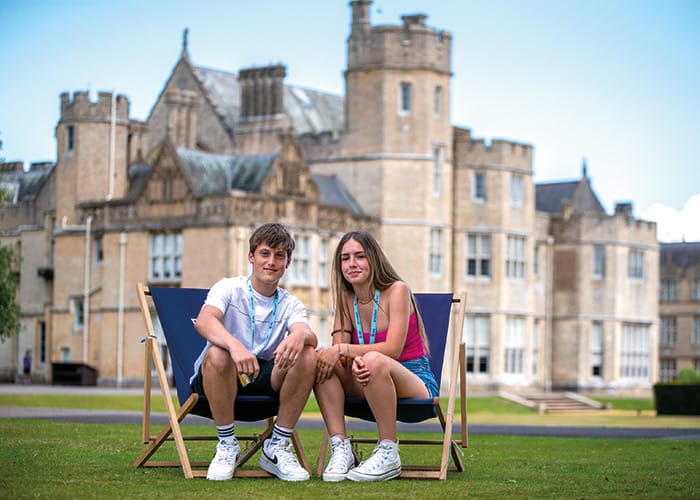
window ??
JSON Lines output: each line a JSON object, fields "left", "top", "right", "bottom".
{"left": 400, "top": 82, "right": 412, "bottom": 113}
{"left": 433, "top": 146, "right": 442, "bottom": 196}
{"left": 593, "top": 245, "right": 605, "bottom": 278}
{"left": 61, "top": 347, "right": 70, "bottom": 363}
{"left": 73, "top": 298, "right": 84, "bottom": 329}
{"left": 473, "top": 172, "right": 486, "bottom": 201}
{"left": 434, "top": 85, "right": 442, "bottom": 116}
{"left": 465, "top": 315, "right": 490, "bottom": 374}
{"left": 694, "top": 317, "right": 700, "bottom": 345}
{"left": 659, "top": 359, "right": 676, "bottom": 383}
{"left": 95, "top": 236, "right": 103, "bottom": 264}
{"left": 591, "top": 322, "right": 603, "bottom": 377}
{"left": 510, "top": 174, "right": 523, "bottom": 207}
{"left": 660, "top": 317, "right": 677, "bottom": 346}
{"left": 533, "top": 245, "right": 540, "bottom": 276}
{"left": 504, "top": 317, "right": 525, "bottom": 374}
{"left": 67, "top": 125, "right": 74, "bottom": 151}
{"left": 506, "top": 235, "right": 526, "bottom": 280}
{"left": 318, "top": 238, "right": 329, "bottom": 287}
{"left": 628, "top": 248, "right": 644, "bottom": 280}
{"left": 695, "top": 359, "right": 700, "bottom": 372}
{"left": 620, "top": 323, "right": 650, "bottom": 380}
{"left": 429, "top": 229, "right": 442, "bottom": 275}
{"left": 291, "top": 234, "right": 310, "bottom": 285}
{"left": 692, "top": 277, "right": 700, "bottom": 300}
{"left": 39, "top": 321, "right": 46, "bottom": 365}
{"left": 150, "top": 232, "right": 183, "bottom": 282}
{"left": 466, "top": 234, "right": 491, "bottom": 278}
{"left": 532, "top": 321, "right": 540, "bottom": 377}
{"left": 660, "top": 279, "right": 678, "bottom": 302}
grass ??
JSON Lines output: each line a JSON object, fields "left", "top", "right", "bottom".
{"left": 1, "top": 392, "right": 699, "bottom": 498}
{"left": 0, "top": 418, "right": 698, "bottom": 499}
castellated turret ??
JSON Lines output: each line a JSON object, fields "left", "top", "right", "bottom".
{"left": 344, "top": 0, "right": 453, "bottom": 154}
{"left": 55, "top": 91, "right": 130, "bottom": 224}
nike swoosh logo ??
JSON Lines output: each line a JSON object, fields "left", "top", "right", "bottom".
{"left": 263, "top": 450, "right": 278, "bottom": 464}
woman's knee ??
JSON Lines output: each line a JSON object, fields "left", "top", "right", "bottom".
{"left": 362, "top": 350, "right": 390, "bottom": 374}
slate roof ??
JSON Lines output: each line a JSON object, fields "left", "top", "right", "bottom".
{"left": 535, "top": 176, "right": 606, "bottom": 215}
{"left": 660, "top": 241, "right": 700, "bottom": 269}
{"left": 193, "top": 65, "right": 344, "bottom": 137}
{"left": 311, "top": 174, "right": 364, "bottom": 214}
{"left": 177, "top": 147, "right": 276, "bottom": 195}
{"left": 0, "top": 163, "right": 54, "bottom": 204}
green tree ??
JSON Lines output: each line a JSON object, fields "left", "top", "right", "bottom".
{"left": 0, "top": 244, "right": 21, "bottom": 340}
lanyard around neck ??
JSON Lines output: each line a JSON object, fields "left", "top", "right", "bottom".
{"left": 353, "top": 289, "right": 380, "bottom": 345}
{"left": 247, "top": 276, "right": 278, "bottom": 355}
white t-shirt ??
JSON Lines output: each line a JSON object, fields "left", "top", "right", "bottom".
{"left": 190, "top": 276, "right": 310, "bottom": 384}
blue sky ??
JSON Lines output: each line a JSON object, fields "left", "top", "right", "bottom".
{"left": 1, "top": 0, "right": 698, "bottom": 240}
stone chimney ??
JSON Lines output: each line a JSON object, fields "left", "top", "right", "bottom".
{"left": 239, "top": 64, "right": 286, "bottom": 120}
{"left": 614, "top": 202, "right": 634, "bottom": 217}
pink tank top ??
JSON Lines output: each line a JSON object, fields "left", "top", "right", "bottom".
{"left": 352, "top": 311, "right": 426, "bottom": 362}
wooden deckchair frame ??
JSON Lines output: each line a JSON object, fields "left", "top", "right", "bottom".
{"left": 316, "top": 291, "right": 468, "bottom": 480}
{"left": 134, "top": 283, "right": 310, "bottom": 479}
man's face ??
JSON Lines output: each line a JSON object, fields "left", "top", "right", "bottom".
{"left": 248, "top": 243, "right": 290, "bottom": 285}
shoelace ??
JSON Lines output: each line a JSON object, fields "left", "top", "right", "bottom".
{"left": 214, "top": 443, "right": 237, "bottom": 464}
{"left": 358, "top": 445, "right": 393, "bottom": 472}
{"left": 270, "top": 441, "right": 301, "bottom": 467}
{"left": 327, "top": 441, "right": 352, "bottom": 471}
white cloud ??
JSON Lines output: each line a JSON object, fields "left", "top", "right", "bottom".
{"left": 640, "top": 193, "right": 700, "bottom": 243}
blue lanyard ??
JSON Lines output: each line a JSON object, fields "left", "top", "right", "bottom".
{"left": 247, "top": 276, "right": 278, "bottom": 355}
{"left": 353, "top": 289, "right": 380, "bottom": 344}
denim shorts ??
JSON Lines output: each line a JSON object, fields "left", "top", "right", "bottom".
{"left": 401, "top": 355, "right": 440, "bottom": 398}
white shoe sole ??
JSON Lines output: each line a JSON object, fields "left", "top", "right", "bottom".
{"left": 346, "top": 466, "right": 401, "bottom": 482}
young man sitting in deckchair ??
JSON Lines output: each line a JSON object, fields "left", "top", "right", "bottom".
{"left": 191, "top": 223, "right": 317, "bottom": 481}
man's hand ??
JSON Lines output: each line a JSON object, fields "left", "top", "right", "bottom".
{"left": 273, "top": 330, "right": 305, "bottom": 370}
{"left": 229, "top": 342, "right": 260, "bottom": 380}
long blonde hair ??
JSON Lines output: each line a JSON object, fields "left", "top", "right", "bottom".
{"left": 332, "top": 231, "right": 429, "bottom": 354}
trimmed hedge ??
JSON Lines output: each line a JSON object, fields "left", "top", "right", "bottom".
{"left": 653, "top": 384, "right": 700, "bottom": 415}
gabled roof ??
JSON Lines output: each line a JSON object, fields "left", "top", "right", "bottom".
{"left": 535, "top": 167, "right": 606, "bottom": 216}
{"left": 311, "top": 174, "right": 364, "bottom": 215}
{"left": 192, "top": 65, "right": 345, "bottom": 137}
{"left": 176, "top": 147, "right": 276, "bottom": 195}
{"left": 660, "top": 241, "right": 700, "bottom": 269}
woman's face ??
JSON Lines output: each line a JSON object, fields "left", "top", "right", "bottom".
{"left": 339, "top": 238, "right": 371, "bottom": 287}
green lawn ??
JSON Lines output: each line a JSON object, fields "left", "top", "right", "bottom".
{"left": 1, "top": 393, "right": 699, "bottom": 497}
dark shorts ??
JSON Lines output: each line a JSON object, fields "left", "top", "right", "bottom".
{"left": 190, "top": 357, "right": 277, "bottom": 397}
{"left": 400, "top": 355, "right": 440, "bottom": 398}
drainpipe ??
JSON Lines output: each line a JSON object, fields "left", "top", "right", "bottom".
{"left": 117, "top": 232, "right": 127, "bottom": 387}
{"left": 107, "top": 92, "right": 116, "bottom": 201}
{"left": 545, "top": 236, "right": 554, "bottom": 392}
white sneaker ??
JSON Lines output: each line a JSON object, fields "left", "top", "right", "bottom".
{"left": 323, "top": 436, "right": 355, "bottom": 482}
{"left": 346, "top": 440, "right": 401, "bottom": 482}
{"left": 260, "top": 438, "right": 310, "bottom": 481}
{"left": 206, "top": 439, "right": 240, "bottom": 480}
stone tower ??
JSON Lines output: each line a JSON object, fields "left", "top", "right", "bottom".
{"left": 55, "top": 91, "right": 130, "bottom": 223}
{"left": 342, "top": 0, "right": 454, "bottom": 289}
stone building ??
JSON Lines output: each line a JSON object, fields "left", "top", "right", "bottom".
{"left": 658, "top": 242, "right": 700, "bottom": 380}
{"left": 0, "top": 0, "right": 659, "bottom": 394}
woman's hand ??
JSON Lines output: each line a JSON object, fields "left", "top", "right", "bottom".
{"left": 315, "top": 345, "right": 342, "bottom": 384}
{"left": 352, "top": 356, "right": 370, "bottom": 386}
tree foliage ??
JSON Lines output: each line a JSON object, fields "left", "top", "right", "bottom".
{"left": 0, "top": 244, "right": 21, "bottom": 340}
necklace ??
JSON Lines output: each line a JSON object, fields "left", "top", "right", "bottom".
{"left": 353, "top": 289, "right": 380, "bottom": 344}
{"left": 356, "top": 291, "right": 375, "bottom": 305}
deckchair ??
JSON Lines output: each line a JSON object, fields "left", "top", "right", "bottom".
{"left": 134, "top": 283, "right": 310, "bottom": 478}
{"left": 316, "top": 292, "right": 468, "bottom": 480}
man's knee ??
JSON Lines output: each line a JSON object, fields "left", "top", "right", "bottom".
{"left": 203, "top": 345, "right": 233, "bottom": 374}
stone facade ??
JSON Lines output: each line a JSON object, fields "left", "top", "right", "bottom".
{"left": 0, "top": 0, "right": 660, "bottom": 394}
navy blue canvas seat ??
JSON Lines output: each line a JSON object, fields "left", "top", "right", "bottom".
{"left": 134, "top": 284, "right": 309, "bottom": 479}
{"left": 316, "top": 292, "right": 468, "bottom": 480}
